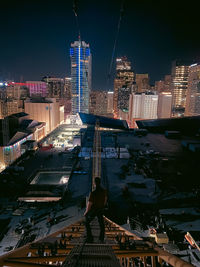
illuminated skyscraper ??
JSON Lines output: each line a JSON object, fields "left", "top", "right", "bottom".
{"left": 185, "top": 63, "right": 200, "bottom": 116}
{"left": 171, "top": 60, "right": 190, "bottom": 117}
{"left": 114, "top": 57, "right": 134, "bottom": 118}
{"left": 70, "top": 40, "right": 92, "bottom": 114}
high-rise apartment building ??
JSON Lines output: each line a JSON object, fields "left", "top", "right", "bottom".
{"left": 114, "top": 57, "right": 134, "bottom": 118}
{"left": 185, "top": 63, "right": 200, "bottom": 116}
{"left": 135, "top": 74, "right": 150, "bottom": 93}
{"left": 70, "top": 40, "right": 92, "bottom": 114}
{"left": 129, "top": 92, "right": 158, "bottom": 126}
{"left": 157, "top": 92, "right": 172, "bottom": 118}
{"left": 89, "top": 90, "right": 108, "bottom": 116}
{"left": 171, "top": 60, "right": 190, "bottom": 117}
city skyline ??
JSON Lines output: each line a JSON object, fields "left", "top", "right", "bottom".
{"left": 1, "top": 0, "right": 200, "bottom": 90}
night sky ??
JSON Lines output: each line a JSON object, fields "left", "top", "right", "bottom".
{"left": 1, "top": 0, "right": 200, "bottom": 90}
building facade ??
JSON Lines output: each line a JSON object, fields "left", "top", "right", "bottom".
{"left": 157, "top": 92, "right": 172, "bottom": 118}
{"left": 89, "top": 90, "right": 108, "bottom": 116}
{"left": 135, "top": 74, "right": 150, "bottom": 93}
{"left": 70, "top": 40, "right": 92, "bottom": 114}
{"left": 0, "top": 100, "right": 22, "bottom": 119}
{"left": 185, "top": 63, "right": 200, "bottom": 116}
{"left": 24, "top": 98, "right": 61, "bottom": 133}
{"left": 171, "top": 61, "right": 190, "bottom": 117}
{"left": 107, "top": 91, "right": 114, "bottom": 115}
{"left": 42, "top": 77, "right": 64, "bottom": 98}
{"left": 114, "top": 57, "right": 134, "bottom": 118}
{"left": 26, "top": 81, "right": 47, "bottom": 98}
{"left": 129, "top": 93, "right": 158, "bottom": 126}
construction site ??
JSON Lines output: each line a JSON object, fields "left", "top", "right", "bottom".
{"left": 0, "top": 114, "right": 200, "bottom": 266}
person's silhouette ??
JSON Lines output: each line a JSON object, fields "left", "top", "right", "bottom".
{"left": 84, "top": 177, "right": 107, "bottom": 243}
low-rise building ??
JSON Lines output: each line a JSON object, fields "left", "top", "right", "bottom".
{"left": 0, "top": 112, "right": 46, "bottom": 171}
{"left": 25, "top": 98, "right": 61, "bottom": 133}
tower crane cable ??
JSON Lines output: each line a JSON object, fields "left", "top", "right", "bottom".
{"left": 107, "top": 0, "right": 125, "bottom": 89}
{"left": 72, "top": 0, "right": 90, "bottom": 113}
{"left": 73, "top": 0, "right": 81, "bottom": 40}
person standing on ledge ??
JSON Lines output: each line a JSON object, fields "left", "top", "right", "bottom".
{"left": 84, "top": 177, "right": 107, "bottom": 243}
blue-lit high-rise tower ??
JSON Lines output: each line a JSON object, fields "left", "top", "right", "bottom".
{"left": 70, "top": 40, "right": 92, "bottom": 114}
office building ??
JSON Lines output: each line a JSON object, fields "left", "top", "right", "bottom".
{"left": 26, "top": 81, "right": 47, "bottom": 98}
{"left": 89, "top": 90, "right": 108, "bottom": 116}
{"left": 164, "top": 75, "right": 172, "bottom": 92}
{"left": 185, "top": 63, "right": 200, "bottom": 116}
{"left": 64, "top": 77, "right": 72, "bottom": 100}
{"left": 70, "top": 40, "right": 92, "bottom": 114}
{"left": 135, "top": 74, "right": 150, "bottom": 93}
{"left": 171, "top": 60, "right": 190, "bottom": 117}
{"left": 107, "top": 91, "right": 114, "bottom": 115}
{"left": 155, "top": 75, "right": 172, "bottom": 93}
{"left": 114, "top": 57, "right": 134, "bottom": 118}
{"left": 42, "top": 77, "right": 64, "bottom": 98}
{"left": 157, "top": 92, "right": 172, "bottom": 118}
{"left": 118, "top": 86, "right": 131, "bottom": 111}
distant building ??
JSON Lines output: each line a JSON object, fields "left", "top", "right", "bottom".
{"left": 0, "top": 100, "right": 22, "bottom": 119}
{"left": 135, "top": 74, "right": 150, "bottom": 93}
{"left": 157, "top": 92, "right": 172, "bottom": 118}
{"left": 118, "top": 109, "right": 129, "bottom": 121}
{"left": 26, "top": 81, "right": 47, "bottom": 98}
{"left": 42, "top": 77, "right": 64, "bottom": 98}
{"left": 114, "top": 57, "right": 134, "bottom": 118}
{"left": 171, "top": 60, "right": 190, "bottom": 117}
{"left": 61, "top": 77, "right": 72, "bottom": 116}
{"left": 155, "top": 75, "right": 172, "bottom": 93}
{"left": 129, "top": 92, "right": 158, "bottom": 126}
{"left": 6, "top": 84, "right": 21, "bottom": 99}
{"left": 185, "top": 63, "right": 200, "bottom": 116}
{"left": 24, "top": 98, "right": 63, "bottom": 133}
{"left": 70, "top": 40, "right": 92, "bottom": 114}
{"left": 107, "top": 91, "right": 114, "bottom": 115}
{"left": 155, "top": 80, "right": 165, "bottom": 93}
{"left": 118, "top": 86, "right": 131, "bottom": 111}
{"left": 164, "top": 75, "right": 172, "bottom": 92}
{"left": 64, "top": 77, "right": 72, "bottom": 100}
{"left": 89, "top": 90, "right": 108, "bottom": 116}
{"left": 6, "top": 82, "right": 29, "bottom": 100}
